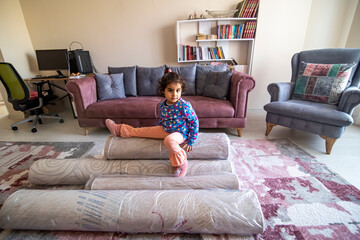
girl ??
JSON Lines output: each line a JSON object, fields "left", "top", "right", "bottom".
{"left": 105, "top": 68, "right": 199, "bottom": 177}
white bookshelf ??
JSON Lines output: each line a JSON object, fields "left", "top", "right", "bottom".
{"left": 176, "top": 18, "right": 257, "bottom": 74}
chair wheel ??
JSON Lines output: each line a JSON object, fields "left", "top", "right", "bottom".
{"left": 39, "top": 119, "right": 43, "bottom": 124}
{"left": 55, "top": 114, "right": 59, "bottom": 117}
{"left": 12, "top": 126, "right": 18, "bottom": 131}
{"left": 59, "top": 119, "right": 64, "bottom": 123}
{"left": 31, "top": 128, "right": 37, "bottom": 133}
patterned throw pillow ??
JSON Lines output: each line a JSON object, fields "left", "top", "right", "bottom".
{"left": 292, "top": 61, "right": 356, "bottom": 104}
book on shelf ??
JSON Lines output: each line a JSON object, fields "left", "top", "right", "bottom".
{"left": 239, "top": 0, "right": 259, "bottom": 18}
{"left": 242, "top": 20, "right": 256, "bottom": 38}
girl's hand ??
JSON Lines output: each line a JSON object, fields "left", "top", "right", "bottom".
{"left": 183, "top": 144, "right": 193, "bottom": 152}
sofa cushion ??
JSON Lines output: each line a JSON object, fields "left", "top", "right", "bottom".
{"left": 108, "top": 66, "right": 137, "bottom": 96}
{"left": 183, "top": 96, "right": 234, "bottom": 118}
{"left": 196, "top": 64, "right": 227, "bottom": 95}
{"left": 292, "top": 61, "right": 357, "bottom": 104}
{"left": 203, "top": 70, "right": 232, "bottom": 100}
{"left": 166, "top": 64, "right": 196, "bottom": 95}
{"left": 85, "top": 96, "right": 164, "bottom": 119}
{"left": 136, "top": 65, "right": 165, "bottom": 96}
{"left": 95, "top": 73, "right": 126, "bottom": 101}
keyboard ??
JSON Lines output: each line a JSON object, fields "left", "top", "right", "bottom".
{"left": 32, "top": 75, "right": 67, "bottom": 79}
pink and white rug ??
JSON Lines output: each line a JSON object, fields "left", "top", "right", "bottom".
{"left": 0, "top": 139, "right": 359, "bottom": 239}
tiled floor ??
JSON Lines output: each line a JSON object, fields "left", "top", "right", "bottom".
{"left": 0, "top": 105, "right": 359, "bottom": 189}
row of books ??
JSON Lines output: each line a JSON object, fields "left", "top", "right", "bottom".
{"left": 235, "top": 0, "right": 259, "bottom": 18}
{"left": 179, "top": 45, "right": 226, "bottom": 61}
{"left": 217, "top": 21, "right": 257, "bottom": 39}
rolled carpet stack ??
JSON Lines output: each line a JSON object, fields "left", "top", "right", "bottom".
{"left": 104, "top": 132, "right": 230, "bottom": 160}
{"left": 28, "top": 158, "right": 234, "bottom": 185}
{"left": 0, "top": 189, "right": 264, "bottom": 235}
{"left": 85, "top": 173, "right": 240, "bottom": 190}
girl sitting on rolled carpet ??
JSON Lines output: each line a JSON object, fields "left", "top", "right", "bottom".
{"left": 106, "top": 68, "right": 199, "bottom": 177}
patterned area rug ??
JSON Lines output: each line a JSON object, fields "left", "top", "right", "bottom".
{"left": 0, "top": 141, "right": 95, "bottom": 207}
{"left": 0, "top": 139, "right": 359, "bottom": 239}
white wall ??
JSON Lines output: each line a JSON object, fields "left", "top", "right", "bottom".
{"left": 0, "top": 0, "right": 35, "bottom": 117}
{"left": 346, "top": 0, "right": 360, "bottom": 48}
{"left": 303, "top": 0, "right": 358, "bottom": 49}
{"left": 249, "top": 0, "right": 312, "bottom": 109}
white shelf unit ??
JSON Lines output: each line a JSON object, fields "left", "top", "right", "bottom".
{"left": 176, "top": 18, "right": 257, "bottom": 74}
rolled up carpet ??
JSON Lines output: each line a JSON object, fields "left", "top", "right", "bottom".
{"left": 104, "top": 132, "right": 230, "bottom": 160}
{"left": 85, "top": 173, "right": 240, "bottom": 190}
{"left": 0, "top": 189, "right": 264, "bottom": 235}
{"left": 28, "top": 158, "right": 234, "bottom": 185}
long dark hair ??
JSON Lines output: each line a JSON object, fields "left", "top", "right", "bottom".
{"left": 158, "top": 68, "right": 186, "bottom": 96}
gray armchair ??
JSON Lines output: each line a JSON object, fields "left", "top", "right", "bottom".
{"left": 264, "top": 48, "right": 360, "bottom": 154}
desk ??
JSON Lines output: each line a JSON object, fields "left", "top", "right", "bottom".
{"left": 25, "top": 77, "right": 77, "bottom": 119}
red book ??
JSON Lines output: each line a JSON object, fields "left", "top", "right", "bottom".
{"left": 186, "top": 45, "right": 191, "bottom": 60}
{"left": 251, "top": 1, "right": 259, "bottom": 17}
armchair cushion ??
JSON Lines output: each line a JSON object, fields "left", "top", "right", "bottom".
{"left": 95, "top": 73, "right": 126, "bottom": 101}
{"left": 264, "top": 99, "right": 353, "bottom": 127}
{"left": 166, "top": 64, "right": 196, "bottom": 95}
{"left": 108, "top": 66, "right": 137, "bottom": 96}
{"left": 203, "top": 70, "right": 233, "bottom": 100}
{"left": 292, "top": 61, "right": 357, "bottom": 104}
{"left": 136, "top": 65, "right": 165, "bottom": 96}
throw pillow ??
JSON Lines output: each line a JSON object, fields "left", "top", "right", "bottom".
{"left": 108, "top": 66, "right": 137, "bottom": 96}
{"left": 292, "top": 61, "right": 357, "bottom": 104}
{"left": 136, "top": 65, "right": 165, "bottom": 96}
{"left": 95, "top": 73, "right": 126, "bottom": 101}
{"left": 203, "top": 70, "right": 233, "bottom": 100}
{"left": 196, "top": 64, "right": 227, "bottom": 95}
{"left": 166, "top": 64, "right": 196, "bottom": 95}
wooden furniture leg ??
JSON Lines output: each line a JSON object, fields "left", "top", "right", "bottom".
{"left": 320, "top": 136, "right": 336, "bottom": 154}
{"left": 84, "top": 128, "right": 88, "bottom": 136}
{"left": 265, "top": 122, "right": 276, "bottom": 136}
{"left": 236, "top": 128, "right": 243, "bottom": 137}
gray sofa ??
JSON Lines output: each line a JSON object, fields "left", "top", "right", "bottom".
{"left": 66, "top": 64, "right": 255, "bottom": 136}
{"left": 264, "top": 48, "right": 360, "bottom": 154}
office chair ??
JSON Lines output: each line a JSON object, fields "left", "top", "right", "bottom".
{"left": 0, "top": 62, "right": 64, "bottom": 132}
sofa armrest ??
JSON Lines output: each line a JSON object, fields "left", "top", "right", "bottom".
{"left": 230, "top": 70, "right": 255, "bottom": 118}
{"left": 267, "top": 82, "right": 295, "bottom": 102}
{"left": 66, "top": 77, "right": 98, "bottom": 118}
{"left": 337, "top": 86, "right": 360, "bottom": 114}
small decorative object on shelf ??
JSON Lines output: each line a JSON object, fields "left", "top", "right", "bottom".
{"left": 188, "top": 11, "right": 206, "bottom": 20}
{"left": 205, "top": 10, "right": 237, "bottom": 18}
{"left": 196, "top": 34, "right": 217, "bottom": 40}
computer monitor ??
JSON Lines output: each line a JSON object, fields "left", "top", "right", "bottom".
{"left": 35, "top": 49, "right": 68, "bottom": 77}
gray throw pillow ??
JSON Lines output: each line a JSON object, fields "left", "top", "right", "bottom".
{"left": 196, "top": 64, "right": 227, "bottom": 95}
{"left": 166, "top": 64, "right": 196, "bottom": 95}
{"left": 95, "top": 73, "right": 126, "bottom": 101}
{"left": 136, "top": 65, "right": 165, "bottom": 96}
{"left": 203, "top": 70, "right": 233, "bottom": 100}
{"left": 108, "top": 66, "right": 137, "bottom": 96}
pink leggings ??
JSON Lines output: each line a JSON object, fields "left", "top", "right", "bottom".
{"left": 119, "top": 124, "right": 187, "bottom": 167}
